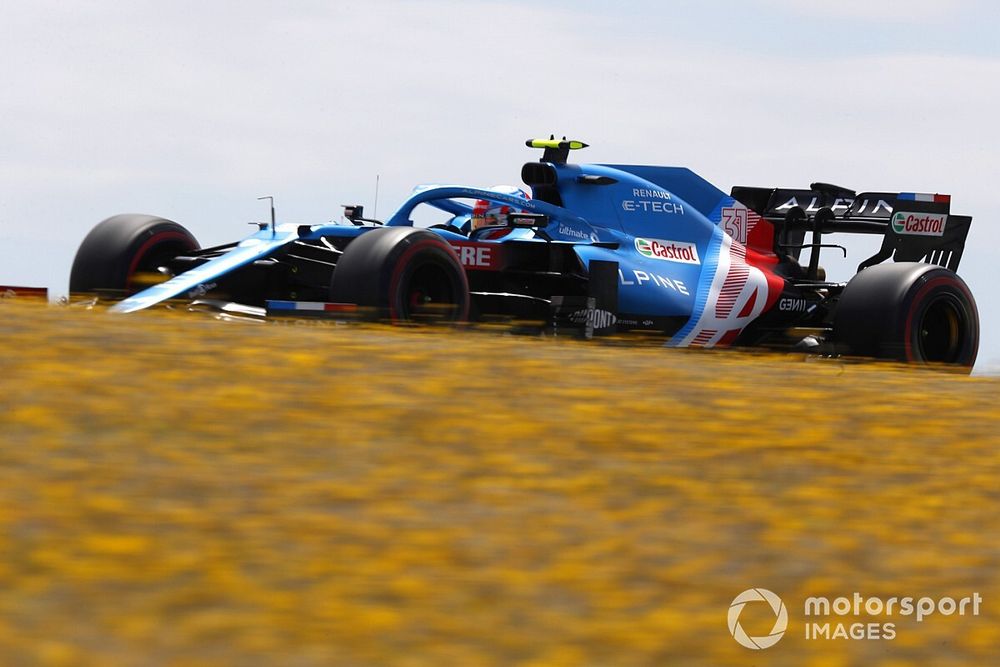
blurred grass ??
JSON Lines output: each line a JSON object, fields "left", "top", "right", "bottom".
{"left": 0, "top": 299, "right": 998, "bottom": 666}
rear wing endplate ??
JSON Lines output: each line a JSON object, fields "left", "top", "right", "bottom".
{"left": 858, "top": 213, "right": 971, "bottom": 272}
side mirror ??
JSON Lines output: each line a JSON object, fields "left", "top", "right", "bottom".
{"left": 343, "top": 204, "right": 364, "bottom": 224}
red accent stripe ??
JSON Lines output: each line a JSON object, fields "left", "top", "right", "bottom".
{"left": 692, "top": 329, "right": 717, "bottom": 346}
{"left": 716, "top": 264, "right": 750, "bottom": 318}
{"left": 718, "top": 329, "right": 741, "bottom": 347}
{"left": 323, "top": 303, "right": 357, "bottom": 312}
{"left": 737, "top": 288, "right": 758, "bottom": 319}
{"left": 934, "top": 194, "right": 951, "bottom": 204}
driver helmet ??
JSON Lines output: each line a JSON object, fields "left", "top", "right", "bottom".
{"left": 470, "top": 186, "right": 531, "bottom": 231}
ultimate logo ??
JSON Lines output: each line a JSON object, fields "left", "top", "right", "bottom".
{"left": 634, "top": 237, "right": 701, "bottom": 265}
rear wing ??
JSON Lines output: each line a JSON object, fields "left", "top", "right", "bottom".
{"left": 731, "top": 182, "right": 972, "bottom": 274}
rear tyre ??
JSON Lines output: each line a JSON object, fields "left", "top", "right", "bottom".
{"left": 833, "top": 262, "right": 979, "bottom": 369}
{"left": 69, "top": 214, "right": 200, "bottom": 296}
{"left": 329, "top": 227, "right": 469, "bottom": 322}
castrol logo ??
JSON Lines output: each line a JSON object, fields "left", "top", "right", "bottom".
{"left": 891, "top": 212, "right": 947, "bottom": 237}
{"left": 634, "top": 237, "right": 701, "bottom": 265}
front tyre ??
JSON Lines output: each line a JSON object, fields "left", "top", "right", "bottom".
{"left": 833, "top": 262, "right": 979, "bottom": 369}
{"left": 329, "top": 227, "right": 470, "bottom": 323}
{"left": 69, "top": 214, "right": 200, "bottom": 296}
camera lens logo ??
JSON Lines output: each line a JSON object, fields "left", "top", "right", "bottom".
{"left": 728, "top": 588, "right": 788, "bottom": 649}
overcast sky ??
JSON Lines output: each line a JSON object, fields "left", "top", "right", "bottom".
{"left": 2, "top": 0, "right": 998, "bottom": 368}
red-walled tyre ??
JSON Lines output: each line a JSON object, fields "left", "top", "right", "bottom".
{"left": 329, "top": 227, "right": 470, "bottom": 323}
{"left": 69, "top": 214, "right": 200, "bottom": 296}
{"left": 833, "top": 262, "right": 979, "bottom": 370}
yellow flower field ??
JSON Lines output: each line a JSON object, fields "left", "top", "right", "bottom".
{"left": 0, "top": 300, "right": 997, "bottom": 666}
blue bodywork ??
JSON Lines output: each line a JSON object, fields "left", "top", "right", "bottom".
{"left": 94, "top": 142, "right": 982, "bottom": 367}
{"left": 111, "top": 156, "right": 765, "bottom": 347}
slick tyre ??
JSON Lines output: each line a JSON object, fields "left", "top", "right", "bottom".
{"left": 329, "top": 227, "right": 470, "bottom": 322}
{"left": 69, "top": 214, "right": 200, "bottom": 296}
{"left": 834, "top": 262, "right": 979, "bottom": 369}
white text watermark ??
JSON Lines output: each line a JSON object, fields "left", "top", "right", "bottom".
{"left": 729, "top": 589, "right": 983, "bottom": 648}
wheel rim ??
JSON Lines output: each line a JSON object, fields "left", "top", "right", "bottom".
{"left": 915, "top": 295, "right": 965, "bottom": 363}
{"left": 401, "top": 262, "right": 461, "bottom": 321}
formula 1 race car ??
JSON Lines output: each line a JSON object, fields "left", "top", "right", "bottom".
{"left": 69, "top": 138, "right": 980, "bottom": 368}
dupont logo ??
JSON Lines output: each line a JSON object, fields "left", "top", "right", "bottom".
{"left": 634, "top": 237, "right": 701, "bottom": 265}
{"left": 569, "top": 308, "right": 617, "bottom": 329}
{"left": 891, "top": 212, "right": 947, "bottom": 237}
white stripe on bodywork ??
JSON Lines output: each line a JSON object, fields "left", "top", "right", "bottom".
{"left": 672, "top": 233, "right": 769, "bottom": 348}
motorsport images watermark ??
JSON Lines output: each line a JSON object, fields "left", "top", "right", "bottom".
{"left": 728, "top": 588, "right": 788, "bottom": 649}
{"left": 728, "top": 589, "right": 983, "bottom": 648}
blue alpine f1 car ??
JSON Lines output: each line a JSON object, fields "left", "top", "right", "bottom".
{"left": 69, "top": 138, "right": 980, "bottom": 368}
